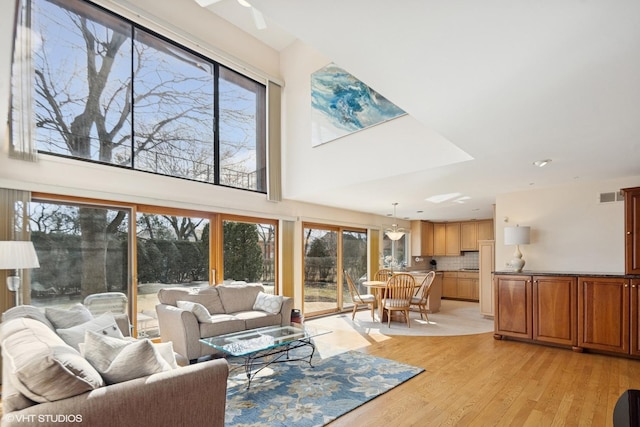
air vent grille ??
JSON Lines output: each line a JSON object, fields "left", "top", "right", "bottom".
{"left": 599, "top": 191, "right": 624, "bottom": 203}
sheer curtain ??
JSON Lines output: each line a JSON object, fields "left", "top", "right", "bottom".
{"left": 0, "top": 188, "right": 32, "bottom": 312}
{"left": 9, "top": 0, "right": 38, "bottom": 162}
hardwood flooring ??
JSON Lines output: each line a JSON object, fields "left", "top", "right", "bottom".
{"left": 314, "top": 329, "right": 640, "bottom": 426}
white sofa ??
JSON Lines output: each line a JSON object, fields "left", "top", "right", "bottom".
{"left": 155, "top": 283, "right": 293, "bottom": 363}
{"left": 0, "top": 305, "right": 229, "bottom": 427}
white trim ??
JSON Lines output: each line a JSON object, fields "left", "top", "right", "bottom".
{"left": 101, "top": 0, "right": 284, "bottom": 86}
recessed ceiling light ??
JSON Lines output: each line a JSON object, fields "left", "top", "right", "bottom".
{"left": 533, "top": 159, "right": 552, "bottom": 167}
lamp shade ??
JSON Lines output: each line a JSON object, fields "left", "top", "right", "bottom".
{"left": 0, "top": 241, "right": 40, "bottom": 269}
{"left": 504, "top": 226, "right": 530, "bottom": 246}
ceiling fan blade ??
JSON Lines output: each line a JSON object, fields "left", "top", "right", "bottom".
{"left": 194, "top": 0, "right": 224, "bottom": 7}
{"left": 251, "top": 8, "right": 267, "bottom": 30}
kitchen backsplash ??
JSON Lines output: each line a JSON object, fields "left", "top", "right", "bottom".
{"left": 411, "top": 252, "right": 479, "bottom": 271}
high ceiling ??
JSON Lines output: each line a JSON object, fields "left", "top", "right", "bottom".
{"left": 199, "top": 0, "right": 640, "bottom": 221}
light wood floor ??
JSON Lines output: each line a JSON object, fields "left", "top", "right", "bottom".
{"left": 315, "top": 327, "right": 640, "bottom": 426}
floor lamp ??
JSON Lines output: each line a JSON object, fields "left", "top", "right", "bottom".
{"left": 0, "top": 241, "right": 40, "bottom": 307}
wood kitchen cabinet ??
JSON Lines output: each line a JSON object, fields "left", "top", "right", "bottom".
{"left": 442, "top": 271, "right": 479, "bottom": 301}
{"left": 578, "top": 276, "right": 637, "bottom": 355}
{"left": 495, "top": 274, "right": 576, "bottom": 346}
{"left": 445, "top": 222, "right": 460, "bottom": 256}
{"left": 460, "top": 219, "right": 494, "bottom": 251}
{"left": 460, "top": 222, "right": 478, "bottom": 251}
{"left": 442, "top": 272, "right": 458, "bottom": 298}
{"left": 624, "top": 187, "right": 640, "bottom": 274}
{"left": 433, "top": 223, "right": 446, "bottom": 256}
{"left": 457, "top": 271, "right": 479, "bottom": 300}
{"left": 410, "top": 220, "right": 434, "bottom": 256}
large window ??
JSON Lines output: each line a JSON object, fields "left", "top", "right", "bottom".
{"left": 18, "top": 0, "right": 266, "bottom": 192}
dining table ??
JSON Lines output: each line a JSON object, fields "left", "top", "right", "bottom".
{"left": 363, "top": 278, "right": 421, "bottom": 322}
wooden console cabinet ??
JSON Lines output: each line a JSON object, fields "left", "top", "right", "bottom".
{"left": 495, "top": 272, "right": 640, "bottom": 359}
{"left": 578, "top": 276, "right": 640, "bottom": 356}
{"left": 494, "top": 274, "right": 577, "bottom": 347}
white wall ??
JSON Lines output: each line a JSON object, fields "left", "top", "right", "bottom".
{"left": 495, "top": 177, "right": 640, "bottom": 273}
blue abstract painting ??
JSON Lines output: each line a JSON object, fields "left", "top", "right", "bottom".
{"left": 311, "top": 63, "right": 406, "bottom": 147}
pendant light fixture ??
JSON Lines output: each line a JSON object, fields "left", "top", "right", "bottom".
{"left": 385, "top": 202, "right": 406, "bottom": 241}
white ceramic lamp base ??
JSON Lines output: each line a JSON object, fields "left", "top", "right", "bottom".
{"left": 509, "top": 245, "right": 525, "bottom": 272}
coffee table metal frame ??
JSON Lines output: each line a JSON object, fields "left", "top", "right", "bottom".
{"left": 200, "top": 325, "right": 329, "bottom": 388}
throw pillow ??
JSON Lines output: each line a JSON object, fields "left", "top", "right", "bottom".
{"left": 2, "top": 305, "right": 54, "bottom": 330}
{"left": 57, "top": 313, "right": 124, "bottom": 351}
{"left": 82, "top": 331, "right": 175, "bottom": 384}
{"left": 45, "top": 303, "right": 93, "bottom": 330}
{"left": 176, "top": 300, "right": 213, "bottom": 323}
{"left": 253, "top": 291, "right": 284, "bottom": 314}
{"left": 1, "top": 318, "right": 104, "bottom": 405}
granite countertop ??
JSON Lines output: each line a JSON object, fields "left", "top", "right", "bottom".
{"left": 493, "top": 270, "right": 640, "bottom": 279}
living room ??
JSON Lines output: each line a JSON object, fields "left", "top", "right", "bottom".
{"left": 1, "top": 0, "right": 640, "bottom": 426}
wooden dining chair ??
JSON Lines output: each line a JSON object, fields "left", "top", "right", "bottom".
{"left": 344, "top": 270, "right": 376, "bottom": 321}
{"left": 410, "top": 271, "right": 436, "bottom": 321}
{"left": 374, "top": 268, "right": 393, "bottom": 282}
{"left": 382, "top": 273, "right": 415, "bottom": 327}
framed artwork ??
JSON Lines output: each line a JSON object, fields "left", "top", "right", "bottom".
{"left": 311, "top": 63, "right": 406, "bottom": 147}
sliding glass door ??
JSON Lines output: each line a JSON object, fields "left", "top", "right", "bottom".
{"left": 303, "top": 224, "right": 368, "bottom": 317}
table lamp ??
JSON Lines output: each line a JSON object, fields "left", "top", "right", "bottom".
{"left": 504, "top": 226, "right": 530, "bottom": 272}
{"left": 0, "top": 241, "right": 40, "bottom": 306}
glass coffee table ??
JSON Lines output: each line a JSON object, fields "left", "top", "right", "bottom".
{"left": 200, "top": 325, "right": 330, "bottom": 388}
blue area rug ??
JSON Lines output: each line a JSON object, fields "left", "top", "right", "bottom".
{"left": 225, "top": 350, "right": 424, "bottom": 426}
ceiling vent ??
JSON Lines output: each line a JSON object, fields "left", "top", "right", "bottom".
{"left": 599, "top": 191, "right": 624, "bottom": 203}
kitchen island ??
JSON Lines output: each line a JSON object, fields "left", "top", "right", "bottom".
{"left": 407, "top": 271, "right": 443, "bottom": 313}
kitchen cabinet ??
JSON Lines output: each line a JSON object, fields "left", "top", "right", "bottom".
{"left": 445, "top": 222, "right": 460, "bottom": 256}
{"left": 460, "top": 219, "right": 494, "bottom": 251}
{"left": 460, "top": 222, "right": 478, "bottom": 251}
{"left": 494, "top": 274, "right": 576, "bottom": 346}
{"left": 442, "top": 272, "right": 458, "bottom": 298}
{"left": 457, "top": 272, "right": 479, "bottom": 300}
{"left": 409, "top": 271, "right": 442, "bottom": 313}
{"left": 441, "top": 271, "right": 479, "bottom": 301}
{"left": 479, "top": 240, "right": 495, "bottom": 317}
{"left": 624, "top": 187, "right": 640, "bottom": 274}
{"left": 433, "top": 223, "right": 446, "bottom": 256}
{"left": 410, "top": 220, "right": 434, "bottom": 256}
{"left": 577, "top": 276, "right": 639, "bottom": 355}
{"left": 477, "top": 220, "right": 494, "bottom": 241}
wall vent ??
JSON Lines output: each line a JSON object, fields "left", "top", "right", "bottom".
{"left": 599, "top": 191, "right": 624, "bottom": 203}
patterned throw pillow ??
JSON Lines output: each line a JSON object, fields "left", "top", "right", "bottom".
{"left": 253, "top": 291, "right": 284, "bottom": 314}
{"left": 176, "top": 300, "right": 213, "bottom": 323}
{"left": 81, "top": 331, "right": 176, "bottom": 384}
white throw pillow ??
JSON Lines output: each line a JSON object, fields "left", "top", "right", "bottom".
{"left": 45, "top": 303, "right": 93, "bottom": 330}
{"left": 82, "top": 331, "right": 175, "bottom": 384}
{"left": 176, "top": 300, "right": 213, "bottom": 323}
{"left": 56, "top": 313, "right": 124, "bottom": 351}
{"left": 1, "top": 318, "right": 104, "bottom": 405}
{"left": 253, "top": 291, "right": 284, "bottom": 314}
